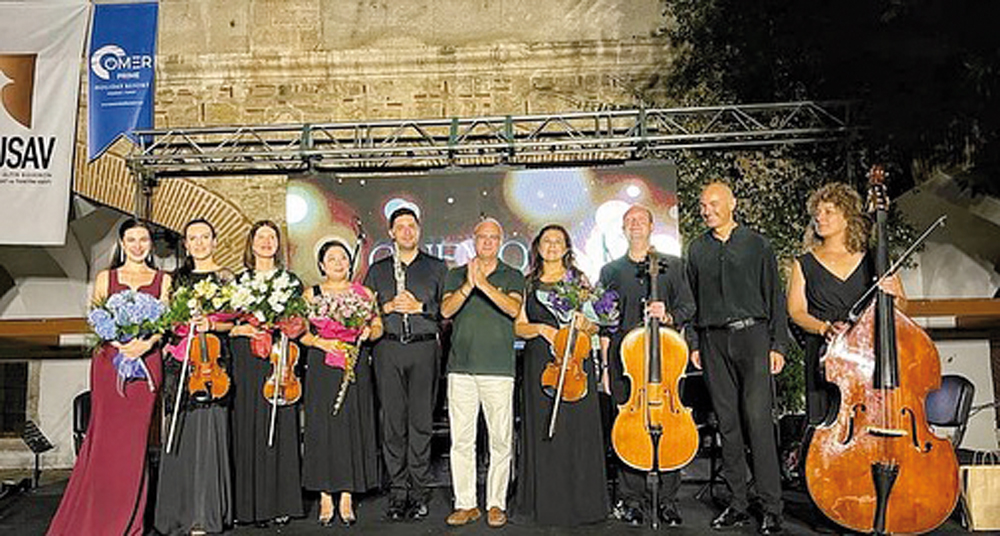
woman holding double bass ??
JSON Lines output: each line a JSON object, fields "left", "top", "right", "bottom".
{"left": 513, "top": 224, "right": 608, "bottom": 526}
{"left": 803, "top": 168, "right": 959, "bottom": 534}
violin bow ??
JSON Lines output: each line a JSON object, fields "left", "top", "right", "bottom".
{"left": 547, "top": 313, "right": 578, "bottom": 439}
{"left": 165, "top": 320, "right": 196, "bottom": 454}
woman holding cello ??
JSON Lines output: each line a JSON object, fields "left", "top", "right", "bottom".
{"left": 156, "top": 218, "right": 236, "bottom": 536}
{"left": 229, "top": 221, "right": 304, "bottom": 527}
{"left": 513, "top": 224, "right": 608, "bottom": 526}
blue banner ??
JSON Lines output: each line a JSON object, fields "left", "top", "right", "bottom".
{"left": 88, "top": 2, "right": 158, "bottom": 161}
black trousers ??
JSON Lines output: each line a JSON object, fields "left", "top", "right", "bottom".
{"left": 700, "top": 323, "right": 783, "bottom": 516}
{"left": 372, "top": 338, "right": 439, "bottom": 503}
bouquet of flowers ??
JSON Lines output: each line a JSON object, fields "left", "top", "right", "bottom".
{"left": 228, "top": 270, "right": 307, "bottom": 357}
{"left": 163, "top": 277, "right": 239, "bottom": 362}
{"left": 87, "top": 289, "right": 167, "bottom": 395}
{"left": 308, "top": 287, "right": 378, "bottom": 414}
{"left": 536, "top": 273, "right": 620, "bottom": 327}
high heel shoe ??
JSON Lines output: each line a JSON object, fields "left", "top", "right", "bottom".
{"left": 318, "top": 511, "right": 334, "bottom": 526}
{"left": 339, "top": 507, "right": 356, "bottom": 527}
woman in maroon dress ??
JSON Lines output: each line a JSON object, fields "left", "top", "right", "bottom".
{"left": 48, "top": 219, "right": 171, "bottom": 536}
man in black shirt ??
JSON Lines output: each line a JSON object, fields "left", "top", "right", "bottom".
{"left": 687, "top": 182, "right": 787, "bottom": 535}
{"left": 363, "top": 207, "right": 448, "bottom": 521}
{"left": 599, "top": 205, "right": 696, "bottom": 527}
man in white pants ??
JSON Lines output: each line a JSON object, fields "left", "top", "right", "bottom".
{"left": 440, "top": 218, "right": 524, "bottom": 528}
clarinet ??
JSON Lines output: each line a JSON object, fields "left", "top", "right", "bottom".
{"left": 393, "top": 243, "right": 412, "bottom": 343}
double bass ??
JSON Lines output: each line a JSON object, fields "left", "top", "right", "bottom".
{"left": 611, "top": 250, "right": 698, "bottom": 528}
{"left": 804, "top": 166, "right": 959, "bottom": 534}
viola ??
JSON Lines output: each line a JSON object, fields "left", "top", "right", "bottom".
{"left": 540, "top": 312, "right": 591, "bottom": 438}
{"left": 611, "top": 251, "right": 698, "bottom": 474}
{"left": 804, "top": 165, "right": 959, "bottom": 534}
{"left": 187, "top": 330, "right": 229, "bottom": 402}
{"left": 262, "top": 333, "right": 301, "bottom": 406}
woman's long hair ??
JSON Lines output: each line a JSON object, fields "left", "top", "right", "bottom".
{"left": 176, "top": 218, "right": 217, "bottom": 280}
{"left": 527, "top": 224, "right": 579, "bottom": 284}
{"left": 110, "top": 218, "right": 156, "bottom": 269}
{"left": 242, "top": 220, "right": 285, "bottom": 271}
{"left": 803, "top": 182, "right": 870, "bottom": 254}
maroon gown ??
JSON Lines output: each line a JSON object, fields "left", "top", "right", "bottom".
{"left": 48, "top": 269, "right": 165, "bottom": 536}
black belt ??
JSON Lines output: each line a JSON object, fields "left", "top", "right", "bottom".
{"left": 384, "top": 332, "right": 438, "bottom": 344}
{"left": 722, "top": 318, "right": 760, "bottom": 331}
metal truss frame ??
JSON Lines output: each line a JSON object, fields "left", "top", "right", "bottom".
{"left": 127, "top": 101, "right": 857, "bottom": 178}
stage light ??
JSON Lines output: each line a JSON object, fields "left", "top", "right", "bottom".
{"left": 447, "top": 197, "right": 455, "bottom": 204}
{"left": 286, "top": 193, "right": 308, "bottom": 224}
{"left": 626, "top": 184, "right": 642, "bottom": 198}
{"left": 503, "top": 168, "right": 593, "bottom": 225}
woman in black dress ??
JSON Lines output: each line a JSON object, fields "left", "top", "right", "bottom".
{"left": 228, "top": 221, "right": 304, "bottom": 527}
{"left": 156, "top": 219, "right": 235, "bottom": 535}
{"left": 299, "top": 240, "right": 383, "bottom": 526}
{"left": 513, "top": 224, "right": 609, "bottom": 526}
{"left": 787, "top": 182, "right": 906, "bottom": 426}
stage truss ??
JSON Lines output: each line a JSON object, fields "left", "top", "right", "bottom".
{"left": 127, "top": 101, "right": 857, "bottom": 178}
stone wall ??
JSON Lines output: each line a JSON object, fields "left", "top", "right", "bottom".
{"left": 77, "top": 0, "right": 674, "bottom": 266}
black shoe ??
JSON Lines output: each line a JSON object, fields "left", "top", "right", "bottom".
{"left": 660, "top": 502, "right": 683, "bottom": 527}
{"left": 386, "top": 500, "right": 407, "bottom": 522}
{"left": 711, "top": 506, "right": 751, "bottom": 530}
{"left": 408, "top": 500, "right": 429, "bottom": 520}
{"left": 612, "top": 500, "right": 644, "bottom": 527}
{"left": 273, "top": 515, "right": 290, "bottom": 526}
{"left": 759, "top": 513, "right": 783, "bottom": 535}
{"left": 254, "top": 520, "right": 270, "bottom": 529}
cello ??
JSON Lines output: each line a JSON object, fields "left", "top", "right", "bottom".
{"left": 804, "top": 165, "right": 959, "bottom": 534}
{"left": 611, "top": 250, "right": 699, "bottom": 528}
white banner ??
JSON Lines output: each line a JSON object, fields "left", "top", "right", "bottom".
{"left": 0, "top": 1, "right": 89, "bottom": 245}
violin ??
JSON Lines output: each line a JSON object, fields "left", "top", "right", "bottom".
{"left": 187, "top": 329, "right": 229, "bottom": 402}
{"left": 804, "top": 165, "right": 959, "bottom": 534}
{"left": 611, "top": 251, "right": 698, "bottom": 474}
{"left": 540, "top": 312, "right": 591, "bottom": 438}
{"left": 262, "top": 333, "right": 301, "bottom": 406}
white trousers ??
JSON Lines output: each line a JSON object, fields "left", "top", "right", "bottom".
{"left": 447, "top": 373, "right": 514, "bottom": 511}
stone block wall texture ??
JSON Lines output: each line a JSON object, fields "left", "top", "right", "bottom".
{"left": 76, "top": 0, "right": 675, "bottom": 269}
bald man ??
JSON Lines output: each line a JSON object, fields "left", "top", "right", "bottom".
{"left": 686, "top": 183, "right": 788, "bottom": 535}
{"left": 441, "top": 219, "right": 525, "bottom": 528}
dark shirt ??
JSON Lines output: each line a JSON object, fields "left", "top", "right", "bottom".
{"left": 597, "top": 252, "right": 696, "bottom": 341}
{"left": 364, "top": 250, "right": 447, "bottom": 337}
{"left": 686, "top": 225, "right": 789, "bottom": 354}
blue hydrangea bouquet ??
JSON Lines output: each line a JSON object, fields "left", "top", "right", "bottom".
{"left": 87, "top": 289, "right": 167, "bottom": 395}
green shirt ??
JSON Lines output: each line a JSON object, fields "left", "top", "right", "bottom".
{"left": 444, "top": 261, "right": 525, "bottom": 377}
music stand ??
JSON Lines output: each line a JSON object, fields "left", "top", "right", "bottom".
{"left": 20, "top": 420, "right": 54, "bottom": 489}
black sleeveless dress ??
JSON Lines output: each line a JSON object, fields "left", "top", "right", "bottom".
{"left": 798, "top": 251, "right": 874, "bottom": 425}
{"left": 513, "top": 282, "right": 608, "bottom": 526}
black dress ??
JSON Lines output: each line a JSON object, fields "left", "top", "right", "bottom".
{"left": 230, "top": 270, "right": 304, "bottom": 523}
{"left": 799, "top": 251, "right": 873, "bottom": 425}
{"left": 301, "top": 284, "right": 381, "bottom": 494}
{"left": 155, "top": 270, "right": 234, "bottom": 535}
{"left": 514, "top": 282, "right": 609, "bottom": 526}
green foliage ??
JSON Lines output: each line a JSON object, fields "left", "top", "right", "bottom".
{"left": 661, "top": 0, "right": 1000, "bottom": 195}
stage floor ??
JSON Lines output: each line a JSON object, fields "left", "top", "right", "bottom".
{"left": 0, "top": 464, "right": 983, "bottom": 536}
